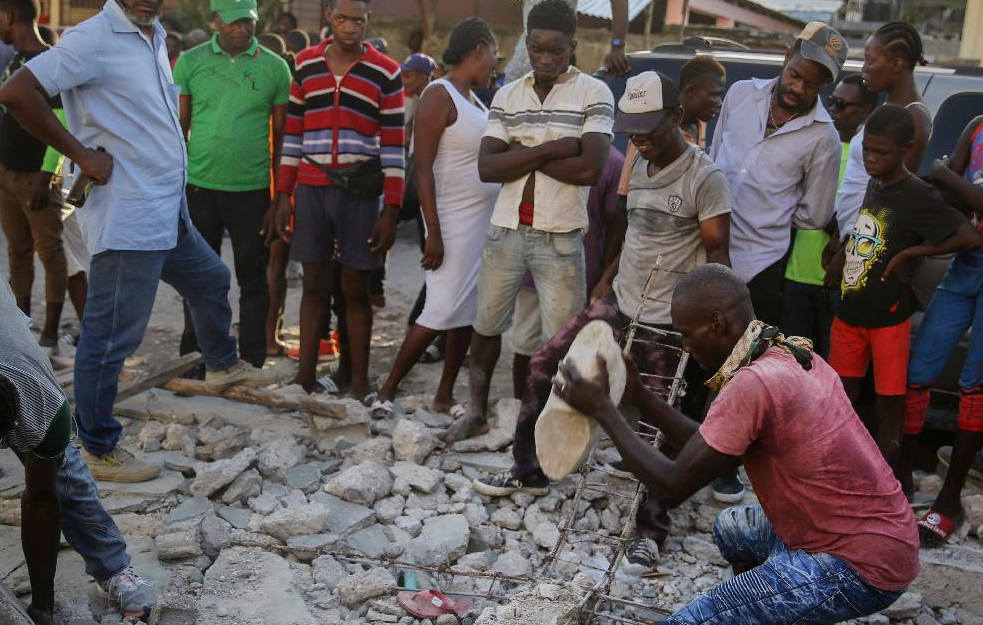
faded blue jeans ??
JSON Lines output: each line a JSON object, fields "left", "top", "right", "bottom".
{"left": 665, "top": 505, "right": 903, "bottom": 624}
{"left": 13, "top": 443, "right": 129, "bottom": 580}
{"left": 74, "top": 220, "right": 238, "bottom": 455}
{"left": 473, "top": 224, "right": 585, "bottom": 339}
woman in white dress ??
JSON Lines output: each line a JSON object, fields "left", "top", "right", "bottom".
{"left": 372, "top": 19, "right": 500, "bottom": 417}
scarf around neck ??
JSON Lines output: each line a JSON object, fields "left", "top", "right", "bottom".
{"left": 705, "top": 320, "right": 814, "bottom": 392}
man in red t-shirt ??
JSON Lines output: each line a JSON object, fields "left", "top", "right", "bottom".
{"left": 555, "top": 263, "right": 918, "bottom": 623}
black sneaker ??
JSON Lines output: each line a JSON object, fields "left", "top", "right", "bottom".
{"left": 472, "top": 471, "right": 549, "bottom": 497}
{"left": 712, "top": 471, "right": 746, "bottom": 503}
{"left": 621, "top": 536, "right": 660, "bottom": 575}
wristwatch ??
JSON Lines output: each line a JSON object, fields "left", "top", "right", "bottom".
{"left": 611, "top": 38, "right": 625, "bottom": 47}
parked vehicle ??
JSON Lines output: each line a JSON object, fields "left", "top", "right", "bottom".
{"left": 601, "top": 41, "right": 983, "bottom": 430}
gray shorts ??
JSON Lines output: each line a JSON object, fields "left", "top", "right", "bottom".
{"left": 290, "top": 184, "right": 382, "bottom": 270}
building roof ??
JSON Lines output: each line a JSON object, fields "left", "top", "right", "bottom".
{"left": 575, "top": 0, "right": 805, "bottom": 27}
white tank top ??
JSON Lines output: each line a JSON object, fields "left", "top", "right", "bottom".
{"left": 424, "top": 78, "right": 498, "bottom": 213}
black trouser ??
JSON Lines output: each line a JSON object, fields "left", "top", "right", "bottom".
{"left": 747, "top": 256, "right": 788, "bottom": 327}
{"left": 180, "top": 185, "right": 270, "bottom": 368}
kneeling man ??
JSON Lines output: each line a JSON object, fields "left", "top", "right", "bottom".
{"left": 556, "top": 263, "right": 917, "bottom": 623}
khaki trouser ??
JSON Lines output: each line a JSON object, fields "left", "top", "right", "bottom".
{"left": 0, "top": 166, "right": 67, "bottom": 304}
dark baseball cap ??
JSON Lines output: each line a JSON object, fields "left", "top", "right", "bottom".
{"left": 797, "top": 22, "right": 848, "bottom": 80}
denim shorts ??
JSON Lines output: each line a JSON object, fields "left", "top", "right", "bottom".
{"left": 290, "top": 184, "right": 383, "bottom": 270}
{"left": 473, "top": 224, "right": 585, "bottom": 339}
{"left": 665, "top": 505, "right": 903, "bottom": 625}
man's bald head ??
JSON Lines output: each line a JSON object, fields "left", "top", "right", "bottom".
{"left": 670, "top": 264, "right": 756, "bottom": 372}
{"left": 673, "top": 264, "right": 754, "bottom": 321}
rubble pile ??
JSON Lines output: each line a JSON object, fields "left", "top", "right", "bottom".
{"left": 1, "top": 387, "right": 983, "bottom": 625}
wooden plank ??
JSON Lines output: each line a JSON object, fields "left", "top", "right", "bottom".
{"left": 161, "top": 379, "right": 352, "bottom": 420}
{"left": 64, "top": 353, "right": 204, "bottom": 403}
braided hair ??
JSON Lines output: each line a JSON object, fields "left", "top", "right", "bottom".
{"left": 0, "top": 375, "right": 19, "bottom": 442}
{"left": 874, "top": 22, "right": 927, "bottom": 69}
{"left": 442, "top": 17, "right": 495, "bottom": 66}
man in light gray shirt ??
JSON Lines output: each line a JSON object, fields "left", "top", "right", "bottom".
{"left": 0, "top": 0, "right": 272, "bottom": 485}
{"left": 710, "top": 22, "right": 845, "bottom": 326}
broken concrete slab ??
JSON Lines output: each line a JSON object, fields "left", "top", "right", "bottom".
{"left": 335, "top": 567, "right": 395, "bottom": 608}
{"left": 163, "top": 496, "right": 213, "bottom": 525}
{"left": 323, "top": 460, "right": 392, "bottom": 506}
{"left": 94, "top": 470, "right": 185, "bottom": 498}
{"left": 446, "top": 452, "right": 514, "bottom": 475}
{"left": 914, "top": 544, "right": 983, "bottom": 614}
{"left": 307, "top": 492, "right": 376, "bottom": 536}
{"left": 259, "top": 502, "right": 330, "bottom": 541}
{"left": 0, "top": 579, "right": 31, "bottom": 625}
{"left": 345, "top": 524, "right": 392, "bottom": 558}
{"left": 408, "top": 514, "right": 470, "bottom": 566}
{"left": 190, "top": 448, "right": 257, "bottom": 497}
{"left": 198, "top": 547, "right": 317, "bottom": 625}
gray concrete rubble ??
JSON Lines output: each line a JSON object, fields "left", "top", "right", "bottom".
{"left": 2, "top": 352, "right": 983, "bottom": 624}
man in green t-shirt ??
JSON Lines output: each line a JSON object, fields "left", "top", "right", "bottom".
{"left": 781, "top": 73, "right": 875, "bottom": 357}
{"left": 173, "top": 0, "right": 291, "bottom": 368}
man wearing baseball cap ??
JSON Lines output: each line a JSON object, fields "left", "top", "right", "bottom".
{"left": 172, "top": 0, "right": 292, "bottom": 370}
{"left": 474, "top": 71, "right": 732, "bottom": 574}
{"left": 710, "top": 22, "right": 845, "bottom": 328}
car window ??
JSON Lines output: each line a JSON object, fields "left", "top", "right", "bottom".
{"left": 919, "top": 91, "right": 983, "bottom": 175}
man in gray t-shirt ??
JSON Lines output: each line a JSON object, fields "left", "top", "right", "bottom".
{"left": 472, "top": 72, "right": 731, "bottom": 571}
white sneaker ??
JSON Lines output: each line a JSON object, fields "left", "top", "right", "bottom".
{"left": 205, "top": 360, "right": 277, "bottom": 392}
{"left": 97, "top": 565, "right": 157, "bottom": 618}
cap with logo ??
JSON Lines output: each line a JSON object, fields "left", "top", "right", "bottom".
{"left": 401, "top": 53, "right": 437, "bottom": 76}
{"left": 613, "top": 71, "right": 681, "bottom": 135}
{"left": 797, "top": 22, "right": 848, "bottom": 80}
{"left": 211, "top": 0, "right": 258, "bottom": 24}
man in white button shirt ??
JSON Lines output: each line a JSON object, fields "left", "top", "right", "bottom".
{"left": 443, "top": 0, "right": 615, "bottom": 442}
{"left": 710, "top": 22, "right": 845, "bottom": 325}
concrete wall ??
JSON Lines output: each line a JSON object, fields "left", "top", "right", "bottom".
{"left": 961, "top": 0, "right": 983, "bottom": 62}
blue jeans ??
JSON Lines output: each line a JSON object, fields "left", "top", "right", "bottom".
{"left": 781, "top": 279, "right": 839, "bottom": 359}
{"left": 14, "top": 444, "right": 129, "bottom": 581}
{"left": 473, "top": 224, "right": 585, "bottom": 339}
{"left": 665, "top": 505, "right": 903, "bottom": 624}
{"left": 74, "top": 221, "right": 237, "bottom": 455}
{"left": 908, "top": 256, "right": 983, "bottom": 390}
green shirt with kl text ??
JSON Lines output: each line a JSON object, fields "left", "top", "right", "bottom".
{"left": 173, "top": 35, "right": 291, "bottom": 192}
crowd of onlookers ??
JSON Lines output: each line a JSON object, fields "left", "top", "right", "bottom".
{"left": 1, "top": 0, "right": 983, "bottom": 621}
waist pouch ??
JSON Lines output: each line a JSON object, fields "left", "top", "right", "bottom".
{"left": 303, "top": 155, "right": 384, "bottom": 201}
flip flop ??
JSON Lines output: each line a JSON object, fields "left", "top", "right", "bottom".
{"left": 420, "top": 344, "right": 443, "bottom": 364}
{"left": 917, "top": 509, "right": 967, "bottom": 548}
{"left": 397, "top": 589, "right": 475, "bottom": 622}
{"left": 448, "top": 404, "right": 467, "bottom": 419}
{"left": 369, "top": 398, "right": 396, "bottom": 420}
{"left": 314, "top": 375, "right": 341, "bottom": 395}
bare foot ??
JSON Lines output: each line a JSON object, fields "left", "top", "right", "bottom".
{"left": 432, "top": 395, "right": 456, "bottom": 414}
{"left": 442, "top": 414, "right": 489, "bottom": 443}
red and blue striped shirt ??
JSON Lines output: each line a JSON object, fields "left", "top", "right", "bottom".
{"left": 276, "top": 39, "right": 405, "bottom": 206}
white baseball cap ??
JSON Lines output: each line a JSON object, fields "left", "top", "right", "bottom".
{"left": 613, "top": 71, "right": 682, "bottom": 135}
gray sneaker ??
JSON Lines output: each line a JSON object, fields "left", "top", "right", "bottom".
{"left": 205, "top": 359, "right": 277, "bottom": 392}
{"left": 97, "top": 566, "right": 157, "bottom": 618}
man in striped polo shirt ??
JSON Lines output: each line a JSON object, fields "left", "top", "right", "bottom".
{"left": 444, "top": 0, "right": 615, "bottom": 442}
{"left": 272, "top": 0, "right": 404, "bottom": 401}
{"left": 0, "top": 283, "right": 156, "bottom": 620}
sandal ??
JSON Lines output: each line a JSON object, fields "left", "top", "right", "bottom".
{"left": 397, "top": 589, "right": 475, "bottom": 623}
{"left": 420, "top": 344, "right": 443, "bottom": 364}
{"left": 369, "top": 398, "right": 396, "bottom": 420}
{"left": 448, "top": 404, "right": 467, "bottom": 419}
{"left": 917, "top": 509, "right": 967, "bottom": 548}
{"left": 314, "top": 375, "right": 341, "bottom": 395}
